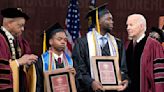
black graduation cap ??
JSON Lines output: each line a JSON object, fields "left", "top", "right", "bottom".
{"left": 45, "top": 23, "right": 64, "bottom": 48}
{"left": 86, "top": 3, "right": 109, "bottom": 25}
{"left": 150, "top": 27, "right": 164, "bottom": 42}
{"left": 1, "top": 8, "right": 29, "bottom": 20}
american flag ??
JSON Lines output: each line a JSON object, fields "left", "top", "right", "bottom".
{"left": 65, "top": 0, "right": 80, "bottom": 56}
{"left": 66, "top": 0, "right": 80, "bottom": 42}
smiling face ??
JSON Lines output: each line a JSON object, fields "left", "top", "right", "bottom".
{"left": 126, "top": 15, "right": 146, "bottom": 40}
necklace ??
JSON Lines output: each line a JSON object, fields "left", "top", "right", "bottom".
{"left": 5, "top": 33, "right": 16, "bottom": 59}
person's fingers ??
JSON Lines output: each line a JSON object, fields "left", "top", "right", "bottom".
{"left": 93, "top": 81, "right": 103, "bottom": 91}
{"left": 117, "top": 85, "right": 123, "bottom": 91}
{"left": 69, "top": 68, "right": 76, "bottom": 75}
{"left": 18, "top": 54, "right": 38, "bottom": 65}
{"left": 27, "top": 57, "right": 38, "bottom": 63}
{"left": 117, "top": 84, "right": 127, "bottom": 91}
{"left": 29, "top": 54, "right": 38, "bottom": 60}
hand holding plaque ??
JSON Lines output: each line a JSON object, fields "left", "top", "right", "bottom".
{"left": 44, "top": 68, "right": 77, "bottom": 92}
{"left": 117, "top": 80, "right": 128, "bottom": 91}
{"left": 65, "top": 66, "right": 76, "bottom": 76}
{"left": 91, "top": 80, "right": 104, "bottom": 91}
{"left": 92, "top": 56, "right": 122, "bottom": 90}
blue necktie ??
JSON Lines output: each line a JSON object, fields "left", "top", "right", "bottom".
{"left": 100, "top": 37, "right": 106, "bottom": 48}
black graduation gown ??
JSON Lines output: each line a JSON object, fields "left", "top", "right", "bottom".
{"left": 35, "top": 55, "right": 65, "bottom": 92}
{"left": 126, "top": 36, "right": 147, "bottom": 92}
{"left": 72, "top": 36, "right": 128, "bottom": 92}
{"left": 35, "top": 57, "right": 44, "bottom": 92}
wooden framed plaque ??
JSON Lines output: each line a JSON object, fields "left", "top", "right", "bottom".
{"left": 92, "top": 56, "right": 122, "bottom": 90}
{"left": 44, "top": 68, "right": 77, "bottom": 92}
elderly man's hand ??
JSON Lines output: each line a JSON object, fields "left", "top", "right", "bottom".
{"left": 17, "top": 54, "right": 38, "bottom": 66}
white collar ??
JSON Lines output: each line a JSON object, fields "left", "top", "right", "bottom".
{"left": 93, "top": 29, "right": 108, "bottom": 39}
{"left": 136, "top": 34, "right": 145, "bottom": 43}
{"left": 1, "top": 26, "right": 14, "bottom": 40}
{"left": 53, "top": 52, "right": 63, "bottom": 60}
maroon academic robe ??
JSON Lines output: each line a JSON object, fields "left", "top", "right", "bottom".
{"left": 0, "top": 29, "right": 32, "bottom": 92}
{"left": 141, "top": 37, "right": 164, "bottom": 92}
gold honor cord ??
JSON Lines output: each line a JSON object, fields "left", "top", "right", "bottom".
{"left": 108, "top": 33, "right": 119, "bottom": 62}
{"left": 48, "top": 52, "right": 53, "bottom": 71}
{"left": 88, "top": 16, "right": 92, "bottom": 27}
{"left": 48, "top": 53, "right": 51, "bottom": 71}
{"left": 43, "top": 31, "right": 47, "bottom": 53}
{"left": 108, "top": 33, "right": 121, "bottom": 83}
{"left": 96, "top": 8, "right": 100, "bottom": 34}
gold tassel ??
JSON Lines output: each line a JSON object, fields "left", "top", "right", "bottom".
{"left": 96, "top": 8, "right": 100, "bottom": 34}
{"left": 43, "top": 31, "right": 47, "bottom": 53}
{"left": 88, "top": 16, "right": 92, "bottom": 27}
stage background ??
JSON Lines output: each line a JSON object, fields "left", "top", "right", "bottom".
{"left": 0, "top": 0, "right": 164, "bottom": 55}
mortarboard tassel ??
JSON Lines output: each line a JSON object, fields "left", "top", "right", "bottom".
{"left": 96, "top": 8, "right": 100, "bottom": 34}
{"left": 43, "top": 31, "right": 47, "bottom": 53}
{"left": 88, "top": 16, "right": 92, "bottom": 28}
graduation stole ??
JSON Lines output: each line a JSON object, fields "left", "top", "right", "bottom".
{"left": 87, "top": 29, "right": 119, "bottom": 78}
{"left": 41, "top": 50, "right": 73, "bottom": 71}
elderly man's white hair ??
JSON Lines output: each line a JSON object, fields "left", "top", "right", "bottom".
{"left": 128, "top": 14, "right": 147, "bottom": 32}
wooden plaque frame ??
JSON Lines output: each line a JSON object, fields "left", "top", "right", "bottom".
{"left": 44, "top": 68, "right": 77, "bottom": 92}
{"left": 92, "top": 56, "right": 122, "bottom": 90}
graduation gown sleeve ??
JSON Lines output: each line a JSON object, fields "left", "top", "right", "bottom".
{"left": 35, "top": 57, "right": 44, "bottom": 92}
{"left": 0, "top": 31, "right": 36, "bottom": 92}
{"left": 141, "top": 37, "right": 164, "bottom": 92}
{"left": 0, "top": 32, "right": 16, "bottom": 91}
{"left": 116, "top": 39, "right": 129, "bottom": 81}
{"left": 72, "top": 37, "right": 94, "bottom": 91}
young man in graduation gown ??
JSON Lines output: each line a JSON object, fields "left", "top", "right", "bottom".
{"left": 0, "top": 8, "right": 38, "bottom": 92}
{"left": 35, "top": 23, "right": 76, "bottom": 92}
{"left": 72, "top": 3, "right": 129, "bottom": 92}
{"left": 126, "top": 14, "right": 164, "bottom": 92}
